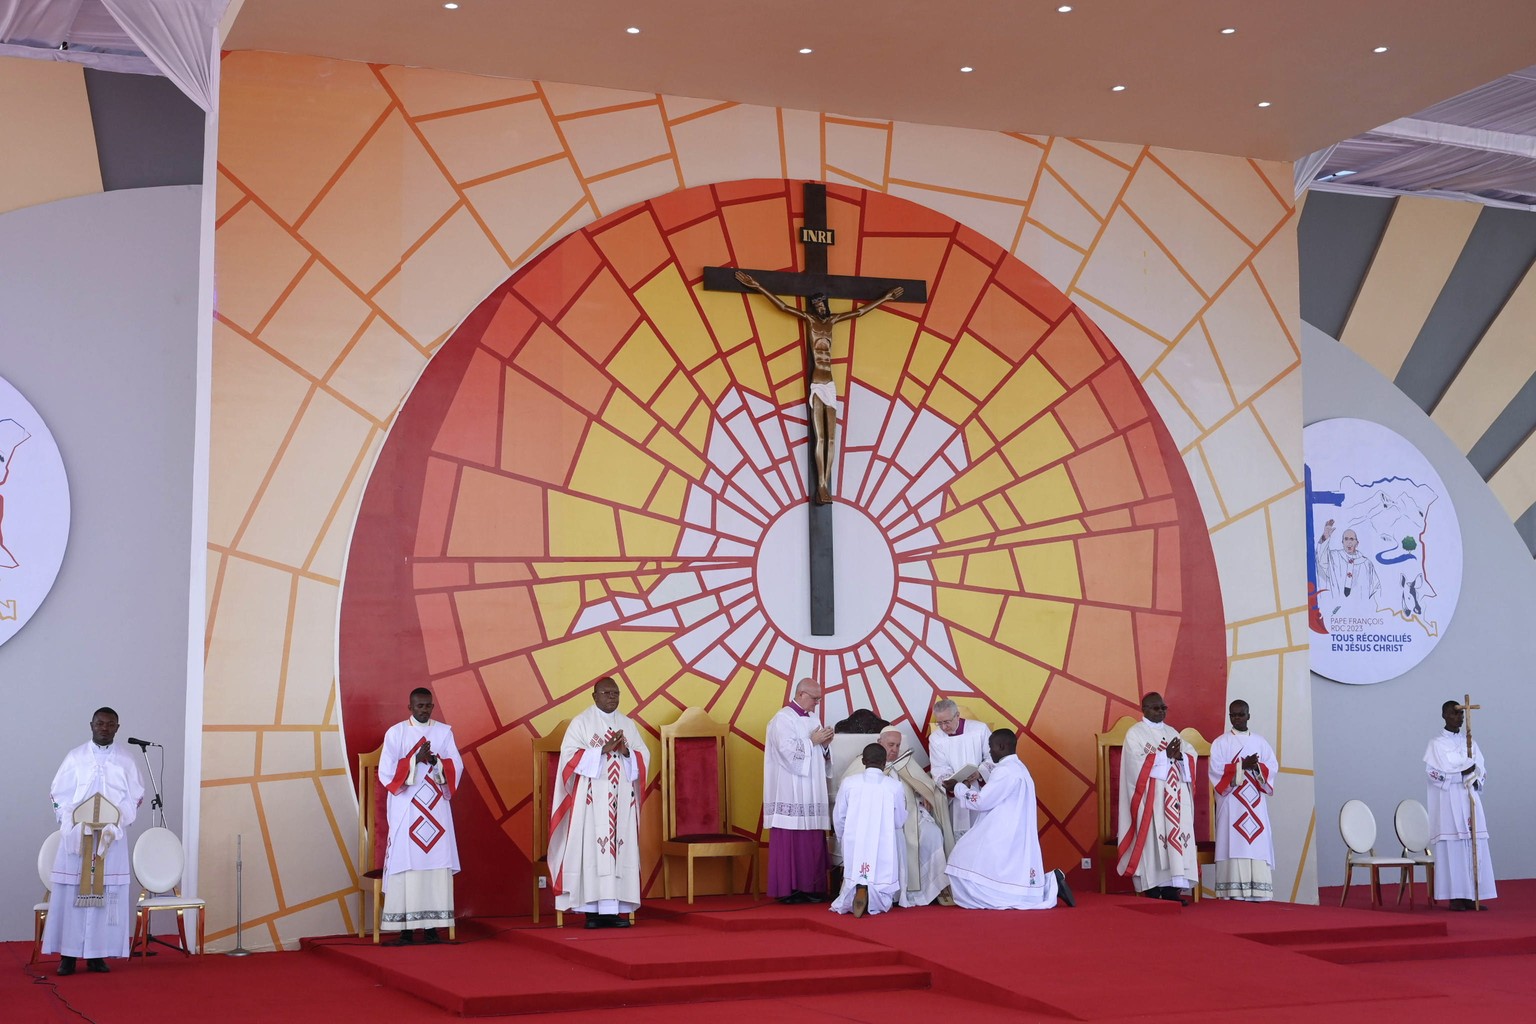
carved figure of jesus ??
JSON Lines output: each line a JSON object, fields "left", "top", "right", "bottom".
{"left": 735, "top": 271, "right": 902, "bottom": 504}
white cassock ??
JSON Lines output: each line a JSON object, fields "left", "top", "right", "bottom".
{"left": 839, "top": 752, "right": 952, "bottom": 906}
{"left": 763, "top": 704, "right": 830, "bottom": 831}
{"left": 380, "top": 717, "right": 461, "bottom": 929}
{"left": 1118, "top": 719, "right": 1199, "bottom": 893}
{"left": 928, "top": 720, "right": 993, "bottom": 837}
{"left": 1424, "top": 730, "right": 1496, "bottom": 902}
{"left": 945, "top": 755, "right": 1059, "bottom": 910}
{"left": 1209, "top": 729, "right": 1276, "bottom": 901}
{"left": 42, "top": 742, "right": 145, "bottom": 959}
{"left": 550, "top": 705, "right": 649, "bottom": 915}
{"left": 831, "top": 767, "right": 906, "bottom": 915}
{"left": 1315, "top": 538, "right": 1381, "bottom": 624}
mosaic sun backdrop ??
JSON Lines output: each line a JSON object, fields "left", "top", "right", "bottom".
{"left": 338, "top": 179, "right": 1226, "bottom": 914}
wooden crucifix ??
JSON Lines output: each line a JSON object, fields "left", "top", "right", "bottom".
{"left": 703, "top": 183, "right": 927, "bottom": 635}
{"left": 1456, "top": 693, "right": 1484, "bottom": 909}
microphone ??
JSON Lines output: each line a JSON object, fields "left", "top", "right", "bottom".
{"left": 127, "top": 737, "right": 161, "bottom": 748}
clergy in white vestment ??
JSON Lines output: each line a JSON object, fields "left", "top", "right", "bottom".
{"left": 945, "top": 729, "right": 1071, "bottom": 910}
{"left": 831, "top": 744, "right": 907, "bottom": 917}
{"left": 764, "top": 678, "right": 834, "bottom": 903}
{"left": 1209, "top": 700, "right": 1276, "bottom": 901}
{"left": 838, "top": 728, "right": 954, "bottom": 907}
{"left": 42, "top": 707, "right": 145, "bottom": 975}
{"left": 1425, "top": 700, "right": 1496, "bottom": 909}
{"left": 380, "top": 687, "right": 462, "bottom": 942}
{"left": 928, "top": 698, "right": 993, "bottom": 838}
{"left": 1117, "top": 692, "right": 1199, "bottom": 903}
{"left": 550, "top": 676, "right": 650, "bottom": 928}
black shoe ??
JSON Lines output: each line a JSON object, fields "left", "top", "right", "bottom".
{"left": 584, "top": 915, "right": 602, "bottom": 929}
{"left": 804, "top": 892, "right": 829, "bottom": 904}
{"left": 780, "top": 891, "right": 814, "bottom": 905}
{"left": 421, "top": 928, "right": 442, "bottom": 943}
{"left": 387, "top": 929, "right": 416, "bottom": 945}
{"left": 57, "top": 956, "right": 76, "bottom": 977}
{"left": 610, "top": 915, "right": 633, "bottom": 928}
{"left": 1054, "top": 869, "right": 1076, "bottom": 908}
{"left": 86, "top": 959, "right": 110, "bottom": 974}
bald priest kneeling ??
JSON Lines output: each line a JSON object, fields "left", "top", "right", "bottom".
{"left": 944, "top": 729, "right": 1074, "bottom": 911}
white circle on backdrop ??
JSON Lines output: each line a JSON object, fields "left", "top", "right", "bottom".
{"left": 1304, "top": 417, "right": 1461, "bottom": 685}
{"left": 755, "top": 502, "right": 896, "bottom": 652}
{"left": 0, "top": 373, "right": 71, "bottom": 649}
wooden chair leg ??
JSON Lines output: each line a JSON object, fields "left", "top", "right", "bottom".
{"left": 32, "top": 911, "right": 45, "bottom": 964}
{"left": 662, "top": 854, "right": 672, "bottom": 899}
{"left": 372, "top": 879, "right": 382, "bottom": 944}
{"left": 555, "top": 908, "right": 563, "bottom": 929}
{"left": 1369, "top": 866, "right": 1382, "bottom": 907}
{"left": 1427, "top": 863, "right": 1436, "bottom": 907}
{"left": 196, "top": 906, "right": 205, "bottom": 955}
{"left": 449, "top": 920, "right": 456, "bottom": 941}
{"left": 531, "top": 875, "right": 541, "bottom": 925}
{"left": 1340, "top": 861, "right": 1351, "bottom": 906}
{"left": 177, "top": 910, "right": 190, "bottom": 954}
{"left": 687, "top": 855, "right": 696, "bottom": 905}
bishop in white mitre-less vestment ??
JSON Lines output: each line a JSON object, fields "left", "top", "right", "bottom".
{"left": 1209, "top": 701, "right": 1276, "bottom": 901}
{"left": 380, "top": 688, "right": 462, "bottom": 938}
{"left": 945, "top": 730, "right": 1066, "bottom": 910}
{"left": 1118, "top": 693, "right": 1199, "bottom": 899}
{"left": 1425, "top": 701, "right": 1496, "bottom": 908}
{"left": 550, "top": 678, "right": 649, "bottom": 926}
{"left": 43, "top": 709, "right": 145, "bottom": 970}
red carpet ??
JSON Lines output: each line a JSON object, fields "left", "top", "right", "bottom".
{"left": 8, "top": 880, "right": 1536, "bottom": 1022}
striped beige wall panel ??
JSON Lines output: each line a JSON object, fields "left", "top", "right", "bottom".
{"left": 1489, "top": 432, "right": 1536, "bottom": 521}
{"left": 1433, "top": 262, "right": 1536, "bottom": 452}
{"left": 0, "top": 57, "right": 102, "bottom": 215}
{"left": 1338, "top": 195, "right": 1480, "bottom": 381}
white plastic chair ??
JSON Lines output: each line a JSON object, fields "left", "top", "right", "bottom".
{"left": 132, "top": 827, "right": 205, "bottom": 955}
{"left": 1393, "top": 798, "right": 1437, "bottom": 907}
{"left": 1339, "top": 800, "right": 1415, "bottom": 908}
{"left": 31, "top": 831, "right": 61, "bottom": 964}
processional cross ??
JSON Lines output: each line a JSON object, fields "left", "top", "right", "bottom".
{"left": 703, "top": 183, "right": 927, "bottom": 635}
{"left": 1455, "top": 694, "right": 1484, "bottom": 909}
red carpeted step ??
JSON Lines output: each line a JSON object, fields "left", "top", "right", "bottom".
{"left": 1237, "top": 921, "right": 1448, "bottom": 946}
{"left": 498, "top": 919, "right": 900, "bottom": 979}
{"left": 1297, "top": 933, "right": 1536, "bottom": 964}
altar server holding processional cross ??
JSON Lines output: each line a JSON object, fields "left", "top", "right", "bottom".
{"left": 42, "top": 707, "right": 144, "bottom": 975}
{"left": 1425, "top": 697, "right": 1496, "bottom": 910}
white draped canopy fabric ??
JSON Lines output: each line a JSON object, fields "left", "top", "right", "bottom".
{"left": 0, "top": 0, "right": 226, "bottom": 109}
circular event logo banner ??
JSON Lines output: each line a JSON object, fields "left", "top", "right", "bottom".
{"left": 0, "top": 373, "right": 71, "bottom": 648}
{"left": 1305, "top": 417, "right": 1462, "bottom": 685}
{"left": 338, "top": 179, "right": 1226, "bottom": 913}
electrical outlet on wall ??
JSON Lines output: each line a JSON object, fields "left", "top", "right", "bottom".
{"left": 538, "top": 877, "right": 547, "bottom": 888}
{"left": 1080, "top": 858, "right": 1092, "bottom": 870}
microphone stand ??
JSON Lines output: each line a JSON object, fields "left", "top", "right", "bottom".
{"left": 133, "top": 742, "right": 167, "bottom": 828}
{"left": 132, "top": 742, "right": 177, "bottom": 955}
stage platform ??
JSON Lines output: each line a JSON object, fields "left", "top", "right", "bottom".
{"left": 8, "top": 880, "right": 1536, "bottom": 1022}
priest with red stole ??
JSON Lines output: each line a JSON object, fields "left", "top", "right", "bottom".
{"left": 1118, "top": 691, "right": 1199, "bottom": 903}
{"left": 550, "top": 676, "right": 649, "bottom": 928}
{"left": 380, "top": 687, "right": 461, "bottom": 943}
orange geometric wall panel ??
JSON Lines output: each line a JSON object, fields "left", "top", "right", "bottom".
{"left": 337, "top": 180, "right": 1226, "bottom": 915}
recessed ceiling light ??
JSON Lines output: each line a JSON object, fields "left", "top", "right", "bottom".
{"left": 1221, "top": 27, "right": 1236, "bottom": 35}
{"left": 626, "top": 26, "right": 641, "bottom": 34}
{"left": 1373, "top": 45, "right": 1389, "bottom": 53}
{"left": 1057, "top": 5, "right": 1073, "bottom": 11}
{"left": 442, "top": 2, "right": 458, "bottom": 8}
{"left": 1111, "top": 84, "right": 1126, "bottom": 92}
{"left": 1257, "top": 101, "right": 1272, "bottom": 108}
{"left": 960, "top": 66, "right": 974, "bottom": 73}
{"left": 799, "top": 47, "right": 813, "bottom": 54}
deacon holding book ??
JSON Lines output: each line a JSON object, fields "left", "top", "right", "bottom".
{"left": 41, "top": 707, "right": 145, "bottom": 975}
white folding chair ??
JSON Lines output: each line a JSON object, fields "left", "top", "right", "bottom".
{"left": 31, "top": 831, "right": 62, "bottom": 964}
{"left": 1393, "top": 798, "right": 1436, "bottom": 907}
{"left": 1339, "top": 799, "right": 1414, "bottom": 908}
{"left": 133, "top": 827, "right": 206, "bottom": 955}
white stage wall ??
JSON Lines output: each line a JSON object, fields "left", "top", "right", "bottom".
{"left": 0, "top": 185, "right": 201, "bottom": 939}
{"left": 1305, "top": 323, "right": 1536, "bottom": 886}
